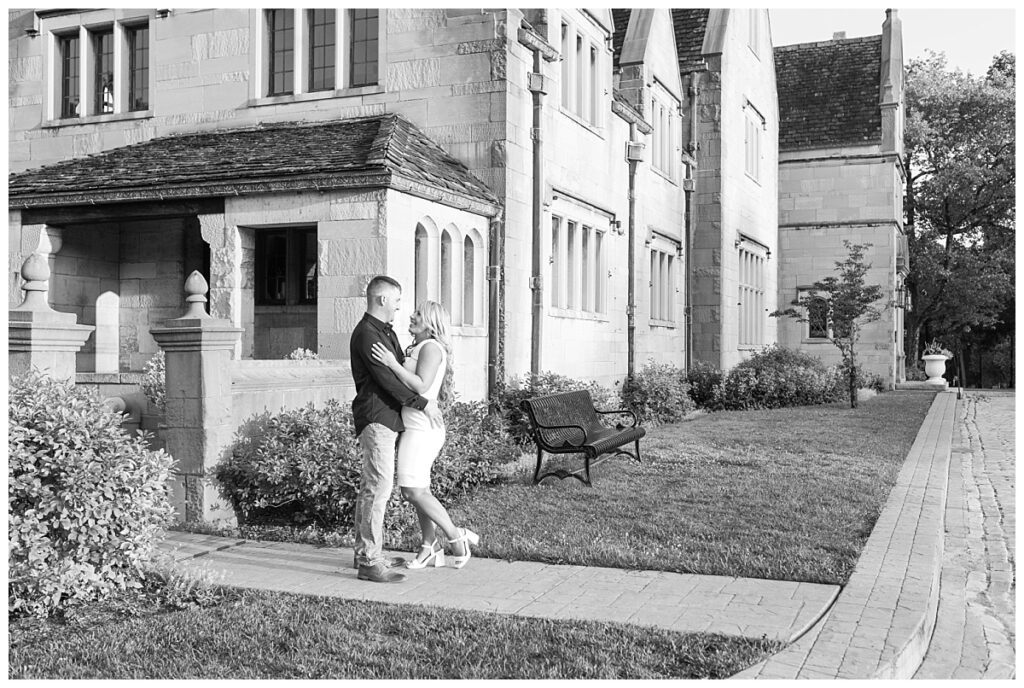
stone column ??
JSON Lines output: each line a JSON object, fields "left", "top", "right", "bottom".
{"left": 199, "top": 213, "right": 254, "bottom": 359}
{"left": 151, "top": 271, "right": 242, "bottom": 525}
{"left": 9, "top": 252, "right": 94, "bottom": 381}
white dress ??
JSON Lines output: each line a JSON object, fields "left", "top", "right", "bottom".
{"left": 396, "top": 339, "right": 447, "bottom": 488}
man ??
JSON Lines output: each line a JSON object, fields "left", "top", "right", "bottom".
{"left": 350, "top": 275, "right": 443, "bottom": 583}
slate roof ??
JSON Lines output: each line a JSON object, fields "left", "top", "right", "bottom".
{"left": 774, "top": 36, "right": 883, "bottom": 151}
{"left": 611, "top": 9, "right": 631, "bottom": 67}
{"left": 8, "top": 114, "right": 500, "bottom": 211}
{"left": 671, "top": 9, "right": 710, "bottom": 66}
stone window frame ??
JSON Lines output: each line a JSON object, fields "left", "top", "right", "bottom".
{"left": 737, "top": 239, "right": 767, "bottom": 348}
{"left": 557, "top": 10, "right": 608, "bottom": 132}
{"left": 743, "top": 99, "right": 765, "bottom": 183}
{"left": 548, "top": 195, "right": 610, "bottom": 320}
{"left": 253, "top": 224, "right": 318, "bottom": 307}
{"left": 648, "top": 233, "right": 679, "bottom": 326}
{"left": 747, "top": 9, "right": 762, "bottom": 58}
{"left": 650, "top": 79, "right": 680, "bottom": 183}
{"left": 251, "top": 8, "right": 386, "bottom": 107}
{"left": 797, "top": 287, "right": 833, "bottom": 342}
{"left": 413, "top": 216, "right": 485, "bottom": 331}
{"left": 40, "top": 10, "right": 155, "bottom": 126}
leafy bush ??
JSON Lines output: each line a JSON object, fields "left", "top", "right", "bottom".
{"left": 213, "top": 399, "right": 514, "bottom": 543}
{"left": 141, "top": 350, "right": 166, "bottom": 413}
{"left": 494, "top": 371, "right": 619, "bottom": 445}
{"left": 620, "top": 360, "right": 696, "bottom": 426}
{"left": 285, "top": 348, "right": 319, "bottom": 360}
{"left": 905, "top": 365, "right": 927, "bottom": 382}
{"left": 685, "top": 360, "right": 726, "bottom": 409}
{"left": 721, "top": 346, "right": 843, "bottom": 410}
{"left": 9, "top": 371, "right": 175, "bottom": 618}
{"left": 836, "top": 359, "right": 887, "bottom": 393}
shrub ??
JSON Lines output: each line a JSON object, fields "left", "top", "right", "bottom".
{"left": 213, "top": 399, "right": 514, "bottom": 543}
{"left": 9, "top": 371, "right": 175, "bottom": 618}
{"left": 720, "top": 346, "right": 843, "bottom": 410}
{"left": 620, "top": 360, "right": 696, "bottom": 426}
{"left": 836, "top": 359, "right": 887, "bottom": 393}
{"left": 140, "top": 350, "right": 166, "bottom": 413}
{"left": 286, "top": 348, "right": 319, "bottom": 360}
{"left": 494, "top": 371, "right": 619, "bottom": 445}
{"left": 905, "top": 365, "right": 927, "bottom": 382}
{"left": 685, "top": 360, "right": 726, "bottom": 410}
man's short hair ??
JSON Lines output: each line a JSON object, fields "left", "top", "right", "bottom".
{"left": 366, "top": 275, "right": 402, "bottom": 299}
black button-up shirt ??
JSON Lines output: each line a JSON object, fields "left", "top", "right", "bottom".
{"left": 350, "top": 313, "right": 428, "bottom": 436}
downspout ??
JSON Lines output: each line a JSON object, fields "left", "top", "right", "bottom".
{"left": 517, "top": 21, "right": 559, "bottom": 377}
{"left": 684, "top": 70, "right": 702, "bottom": 372}
{"left": 486, "top": 213, "right": 503, "bottom": 407}
{"left": 626, "top": 123, "right": 639, "bottom": 379}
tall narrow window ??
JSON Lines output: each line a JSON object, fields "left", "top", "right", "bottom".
{"left": 575, "top": 33, "right": 584, "bottom": 118}
{"left": 127, "top": 24, "right": 149, "bottom": 111}
{"left": 589, "top": 44, "right": 599, "bottom": 125}
{"left": 463, "top": 236, "right": 475, "bottom": 326}
{"left": 807, "top": 294, "right": 829, "bottom": 339}
{"left": 567, "top": 221, "right": 578, "bottom": 309}
{"left": 551, "top": 216, "right": 562, "bottom": 308}
{"left": 560, "top": 23, "right": 571, "bottom": 110}
{"left": 92, "top": 28, "right": 114, "bottom": 114}
{"left": 266, "top": 9, "right": 295, "bottom": 96}
{"left": 59, "top": 33, "right": 80, "bottom": 118}
{"left": 748, "top": 9, "right": 761, "bottom": 54}
{"left": 593, "top": 230, "right": 604, "bottom": 313}
{"left": 738, "top": 246, "right": 765, "bottom": 345}
{"left": 440, "top": 230, "right": 453, "bottom": 316}
{"left": 414, "top": 224, "right": 429, "bottom": 308}
{"left": 308, "top": 9, "right": 336, "bottom": 92}
{"left": 581, "top": 227, "right": 591, "bottom": 312}
{"left": 349, "top": 9, "right": 378, "bottom": 87}
{"left": 744, "top": 104, "right": 764, "bottom": 181}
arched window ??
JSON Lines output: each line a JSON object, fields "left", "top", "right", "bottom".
{"left": 463, "top": 235, "right": 475, "bottom": 326}
{"left": 414, "top": 223, "right": 429, "bottom": 308}
{"left": 440, "top": 229, "right": 453, "bottom": 316}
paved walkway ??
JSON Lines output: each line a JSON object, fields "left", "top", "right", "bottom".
{"left": 914, "top": 391, "right": 1016, "bottom": 679}
{"left": 159, "top": 531, "right": 839, "bottom": 643}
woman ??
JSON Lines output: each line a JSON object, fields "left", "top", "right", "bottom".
{"left": 370, "top": 300, "right": 480, "bottom": 569}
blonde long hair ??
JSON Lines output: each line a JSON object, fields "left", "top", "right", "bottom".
{"left": 417, "top": 300, "right": 454, "bottom": 402}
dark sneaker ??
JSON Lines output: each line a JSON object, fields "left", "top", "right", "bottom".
{"left": 352, "top": 555, "right": 407, "bottom": 569}
{"left": 357, "top": 563, "right": 407, "bottom": 583}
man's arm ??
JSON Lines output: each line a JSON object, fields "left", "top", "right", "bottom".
{"left": 354, "top": 329, "right": 428, "bottom": 410}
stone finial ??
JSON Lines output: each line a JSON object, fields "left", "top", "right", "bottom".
{"left": 182, "top": 270, "right": 212, "bottom": 319}
{"left": 13, "top": 253, "right": 54, "bottom": 312}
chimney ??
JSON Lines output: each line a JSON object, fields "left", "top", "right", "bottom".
{"left": 833, "top": 31, "right": 847, "bottom": 40}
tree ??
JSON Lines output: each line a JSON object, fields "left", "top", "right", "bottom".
{"left": 772, "top": 242, "right": 884, "bottom": 408}
{"left": 903, "top": 51, "right": 1015, "bottom": 375}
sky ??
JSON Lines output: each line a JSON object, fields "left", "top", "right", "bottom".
{"left": 769, "top": 7, "right": 1016, "bottom": 77}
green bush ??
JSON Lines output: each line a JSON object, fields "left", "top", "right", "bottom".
{"left": 722, "top": 346, "right": 843, "bottom": 410}
{"left": 140, "top": 350, "right": 166, "bottom": 413}
{"left": 9, "top": 371, "right": 175, "bottom": 619}
{"left": 213, "top": 399, "right": 514, "bottom": 543}
{"left": 685, "top": 360, "right": 726, "bottom": 410}
{"left": 620, "top": 360, "right": 696, "bottom": 426}
{"left": 836, "top": 360, "right": 887, "bottom": 394}
{"left": 905, "top": 365, "right": 927, "bottom": 382}
{"left": 494, "top": 371, "right": 619, "bottom": 445}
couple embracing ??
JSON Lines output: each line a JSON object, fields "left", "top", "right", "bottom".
{"left": 349, "top": 275, "right": 479, "bottom": 583}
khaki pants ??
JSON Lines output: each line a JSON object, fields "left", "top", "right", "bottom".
{"left": 353, "top": 423, "right": 398, "bottom": 567}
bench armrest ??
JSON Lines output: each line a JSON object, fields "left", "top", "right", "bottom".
{"left": 595, "top": 408, "right": 640, "bottom": 429}
{"left": 531, "top": 421, "right": 588, "bottom": 447}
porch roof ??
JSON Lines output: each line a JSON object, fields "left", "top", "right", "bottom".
{"left": 8, "top": 114, "right": 501, "bottom": 216}
{"left": 774, "top": 35, "right": 883, "bottom": 152}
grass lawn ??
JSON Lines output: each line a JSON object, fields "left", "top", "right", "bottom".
{"left": 9, "top": 590, "right": 781, "bottom": 679}
{"left": 451, "top": 391, "right": 936, "bottom": 585}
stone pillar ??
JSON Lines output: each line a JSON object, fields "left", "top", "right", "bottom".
{"left": 9, "top": 253, "right": 94, "bottom": 381}
{"left": 151, "top": 271, "right": 242, "bottom": 525}
{"left": 199, "top": 213, "right": 254, "bottom": 359}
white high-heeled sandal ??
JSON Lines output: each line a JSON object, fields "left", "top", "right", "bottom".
{"left": 447, "top": 528, "right": 480, "bottom": 569}
{"left": 407, "top": 539, "right": 445, "bottom": 570}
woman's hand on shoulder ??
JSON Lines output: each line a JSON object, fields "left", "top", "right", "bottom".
{"left": 370, "top": 341, "right": 399, "bottom": 369}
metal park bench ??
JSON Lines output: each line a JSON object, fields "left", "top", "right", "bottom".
{"left": 520, "top": 389, "right": 646, "bottom": 486}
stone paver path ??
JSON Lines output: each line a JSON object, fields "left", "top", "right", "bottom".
{"left": 159, "top": 531, "right": 839, "bottom": 643}
{"left": 914, "top": 392, "right": 1016, "bottom": 679}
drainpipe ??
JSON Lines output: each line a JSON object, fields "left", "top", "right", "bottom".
{"left": 517, "top": 21, "right": 559, "bottom": 377}
{"left": 486, "top": 213, "right": 503, "bottom": 407}
{"left": 626, "top": 123, "right": 640, "bottom": 380}
{"left": 684, "top": 70, "right": 702, "bottom": 372}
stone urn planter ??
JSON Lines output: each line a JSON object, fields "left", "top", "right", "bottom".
{"left": 922, "top": 354, "right": 948, "bottom": 383}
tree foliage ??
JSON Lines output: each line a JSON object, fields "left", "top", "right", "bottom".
{"left": 772, "top": 242, "right": 884, "bottom": 408}
{"left": 903, "top": 50, "right": 1015, "bottom": 367}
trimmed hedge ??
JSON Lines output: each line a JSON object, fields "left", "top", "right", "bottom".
{"left": 213, "top": 399, "right": 516, "bottom": 543}
{"left": 620, "top": 361, "right": 696, "bottom": 426}
{"left": 9, "top": 371, "right": 175, "bottom": 618}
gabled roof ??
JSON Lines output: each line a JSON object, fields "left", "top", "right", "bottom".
{"left": 8, "top": 114, "right": 501, "bottom": 214}
{"left": 774, "top": 36, "right": 883, "bottom": 151}
{"left": 671, "top": 9, "right": 710, "bottom": 66}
